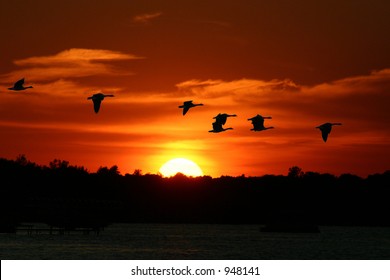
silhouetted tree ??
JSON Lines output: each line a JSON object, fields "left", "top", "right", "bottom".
{"left": 49, "top": 159, "right": 69, "bottom": 169}
{"left": 97, "top": 165, "right": 120, "bottom": 176}
{"left": 15, "top": 154, "right": 29, "bottom": 166}
{"left": 1, "top": 156, "right": 390, "bottom": 227}
{"left": 133, "top": 169, "right": 142, "bottom": 176}
{"left": 288, "top": 166, "right": 304, "bottom": 178}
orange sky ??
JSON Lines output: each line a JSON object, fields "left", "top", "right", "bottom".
{"left": 0, "top": 0, "right": 389, "bottom": 177}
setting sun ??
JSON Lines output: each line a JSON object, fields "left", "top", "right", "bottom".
{"left": 159, "top": 158, "right": 204, "bottom": 177}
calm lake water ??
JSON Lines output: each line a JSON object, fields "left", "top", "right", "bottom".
{"left": 1, "top": 223, "right": 389, "bottom": 259}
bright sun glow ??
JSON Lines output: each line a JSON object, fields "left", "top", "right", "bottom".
{"left": 159, "top": 158, "right": 204, "bottom": 177}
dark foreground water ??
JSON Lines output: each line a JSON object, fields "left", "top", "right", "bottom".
{"left": 1, "top": 224, "right": 389, "bottom": 259}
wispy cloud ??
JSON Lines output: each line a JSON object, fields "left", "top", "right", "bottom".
{"left": 132, "top": 12, "right": 163, "bottom": 24}
{"left": 15, "top": 48, "right": 142, "bottom": 66}
{"left": 176, "top": 78, "right": 300, "bottom": 99}
{"left": 2, "top": 48, "right": 144, "bottom": 82}
{"left": 176, "top": 69, "right": 390, "bottom": 102}
{"left": 307, "top": 68, "right": 390, "bottom": 95}
{"left": 174, "top": 69, "right": 390, "bottom": 136}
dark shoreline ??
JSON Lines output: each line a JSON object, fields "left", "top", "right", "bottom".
{"left": 1, "top": 157, "right": 390, "bottom": 231}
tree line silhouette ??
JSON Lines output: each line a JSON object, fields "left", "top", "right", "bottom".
{"left": 1, "top": 155, "right": 389, "bottom": 232}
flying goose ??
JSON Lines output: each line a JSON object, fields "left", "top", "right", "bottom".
{"left": 178, "top": 100, "right": 204, "bottom": 115}
{"left": 87, "top": 93, "right": 114, "bottom": 113}
{"left": 248, "top": 114, "right": 274, "bottom": 131}
{"left": 208, "top": 121, "right": 233, "bottom": 133}
{"left": 213, "top": 113, "right": 237, "bottom": 125}
{"left": 316, "top": 122, "right": 342, "bottom": 142}
{"left": 8, "top": 78, "right": 33, "bottom": 91}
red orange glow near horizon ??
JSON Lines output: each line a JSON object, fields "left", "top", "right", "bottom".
{"left": 0, "top": 1, "right": 389, "bottom": 178}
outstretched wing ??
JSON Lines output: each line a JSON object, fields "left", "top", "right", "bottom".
{"left": 318, "top": 124, "right": 332, "bottom": 142}
{"left": 93, "top": 99, "right": 102, "bottom": 113}
{"left": 14, "top": 78, "right": 25, "bottom": 88}
{"left": 321, "top": 130, "right": 329, "bottom": 142}
{"left": 183, "top": 106, "right": 190, "bottom": 115}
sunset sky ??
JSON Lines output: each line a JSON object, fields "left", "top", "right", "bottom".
{"left": 0, "top": 0, "right": 389, "bottom": 177}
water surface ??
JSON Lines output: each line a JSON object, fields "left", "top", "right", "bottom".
{"left": 1, "top": 224, "right": 389, "bottom": 259}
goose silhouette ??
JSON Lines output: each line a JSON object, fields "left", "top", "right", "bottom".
{"left": 208, "top": 121, "right": 233, "bottom": 133}
{"left": 8, "top": 78, "right": 33, "bottom": 91}
{"left": 213, "top": 113, "right": 237, "bottom": 125}
{"left": 316, "top": 122, "right": 342, "bottom": 142}
{"left": 87, "top": 93, "right": 114, "bottom": 113}
{"left": 178, "top": 100, "right": 204, "bottom": 115}
{"left": 248, "top": 114, "right": 274, "bottom": 131}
